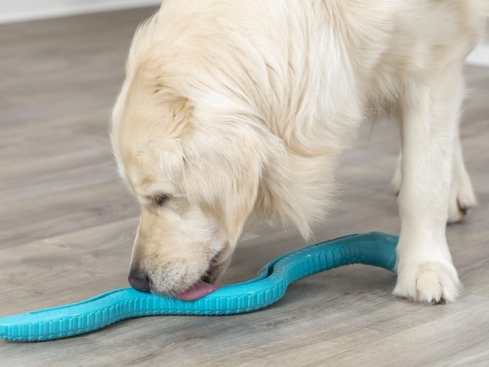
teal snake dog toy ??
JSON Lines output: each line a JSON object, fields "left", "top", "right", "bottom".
{"left": 0, "top": 232, "right": 398, "bottom": 342}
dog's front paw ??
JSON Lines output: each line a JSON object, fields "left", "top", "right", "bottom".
{"left": 393, "top": 261, "right": 462, "bottom": 304}
{"left": 447, "top": 177, "right": 477, "bottom": 224}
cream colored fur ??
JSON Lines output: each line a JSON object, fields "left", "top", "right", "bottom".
{"left": 111, "top": 0, "right": 487, "bottom": 302}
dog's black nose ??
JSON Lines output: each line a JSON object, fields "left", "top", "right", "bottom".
{"left": 128, "top": 270, "right": 151, "bottom": 292}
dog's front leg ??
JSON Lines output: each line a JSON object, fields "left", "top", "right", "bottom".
{"left": 392, "top": 71, "right": 464, "bottom": 304}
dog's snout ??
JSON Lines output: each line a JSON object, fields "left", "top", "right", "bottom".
{"left": 128, "top": 269, "right": 151, "bottom": 292}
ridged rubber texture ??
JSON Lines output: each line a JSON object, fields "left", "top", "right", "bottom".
{"left": 0, "top": 232, "right": 398, "bottom": 342}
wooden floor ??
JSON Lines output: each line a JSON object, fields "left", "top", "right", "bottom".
{"left": 1, "top": 8, "right": 488, "bottom": 367}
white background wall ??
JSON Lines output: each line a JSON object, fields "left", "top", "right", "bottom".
{"left": 0, "top": 0, "right": 160, "bottom": 24}
{"left": 467, "top": 42, "right": 489, "bottom": 67}
{"left": 468, "top": 24, "right": 489, "bottom": 67}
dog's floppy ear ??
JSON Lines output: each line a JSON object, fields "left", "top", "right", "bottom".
{"left": 178, "top": 125, "right": 267, "bottom": 245}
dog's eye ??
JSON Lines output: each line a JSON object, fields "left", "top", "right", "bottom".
{"left": 154, "top": 194, "right": 171, "bottom": 206}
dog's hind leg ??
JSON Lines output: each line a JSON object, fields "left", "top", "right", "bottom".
{"left": 391, "top": 152, "right": 402, "bottom": 196}
{"left": 447, "top": 131, "right": 477, "bottom": 223}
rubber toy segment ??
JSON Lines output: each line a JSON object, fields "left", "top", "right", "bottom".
{"left": 0, "top": 231, "right": 398, "bottom": 342}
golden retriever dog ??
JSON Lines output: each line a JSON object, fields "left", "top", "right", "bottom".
{"left": 111, "top": 0, "right": 488, "bottom": 303}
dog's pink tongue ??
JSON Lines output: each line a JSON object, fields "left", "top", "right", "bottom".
{"left": 176, "top": 280, "right": 221, "bottom": 301}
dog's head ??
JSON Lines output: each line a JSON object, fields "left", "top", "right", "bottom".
{"left": 110, "top": 56, "right": 274, "bottom": 296}
{"left": 110, "top": 16, "right": 335, "bottom": 296}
